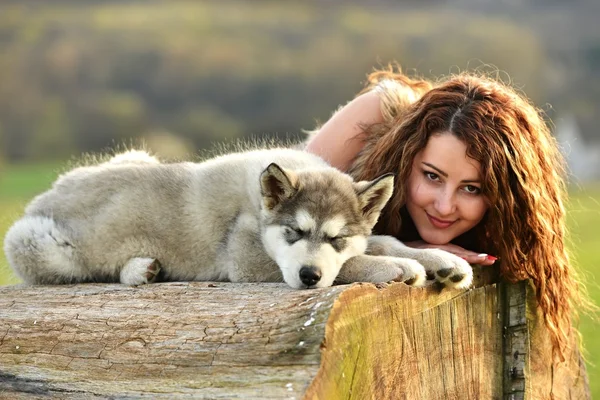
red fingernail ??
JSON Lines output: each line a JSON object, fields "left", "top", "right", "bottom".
{"left": 487, "top": 255, "right": 498, "bottom": 261}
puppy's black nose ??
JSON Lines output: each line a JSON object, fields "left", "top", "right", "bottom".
{"left": 299, "top": 266, "right": 322, "bottom": 287}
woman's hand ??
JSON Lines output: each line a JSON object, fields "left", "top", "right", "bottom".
{"left": 404, "top": 241, "right": 497, "bottom": 266}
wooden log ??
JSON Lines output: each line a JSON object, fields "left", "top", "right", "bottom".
{"left": 516, "top": 280, "right": 590, "bottom": 400}
{"left": 0, "top": 277, "right": 589, "bottom": 399}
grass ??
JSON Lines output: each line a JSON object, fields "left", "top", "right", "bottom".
{"left": 0, "top": 162, "right": 599, "bottom": 394}
{"left": 567, "top": 184, "right": 600, "bottom": 395}
{"left": 0, "top": 162, "right": 65, "bottom": 285}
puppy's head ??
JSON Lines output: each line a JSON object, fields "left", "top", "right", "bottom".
{"left": 260, "top": 163, "right": 394, "bottom": 289}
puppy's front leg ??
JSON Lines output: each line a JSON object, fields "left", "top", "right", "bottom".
{"left": 366, "top": 235, "right": 473, "bottom": 289}
{"left": 222, "top": 213, "right": 282, "bottom": 283}
{"left": 337, "top": 254, "right": 426, "bottom": 286}
{"left": 120, "top": 257, "right": 162, "bottom": 285}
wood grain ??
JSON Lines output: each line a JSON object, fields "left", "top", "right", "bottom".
{"left": 0, "top": 279, "right": 589, "bottom": 399}
{"left": 304, "top": 283, "right": 503, "bottom": 400}
{"left": 0, "top": 282, "right": 342, "bottom": 399}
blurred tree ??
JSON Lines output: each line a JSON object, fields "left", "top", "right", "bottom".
{"left": 0, "top": 123, "right": 5, "bottom": 165}
{"left": 29, "top": 98, "right": 74, "bottom": 160}
{"left": 142, "top": 130, "right": 194, "bottom": 161}
{"left": 75, "top": 91, "right": 147, "bottom": 152}
{"left": 173, "top": 106, "right": 243, "bottom": 149}
{"left": 0, "top": 0, "right": 597, "bottom": 162}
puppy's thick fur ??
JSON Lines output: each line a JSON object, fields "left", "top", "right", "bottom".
{"left": 4, "top": 148, "right": 472, "bottom": 289}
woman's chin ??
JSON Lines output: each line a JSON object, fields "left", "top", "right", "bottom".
{"left": 418, "top": 230, "right": 455, "bottom": 246}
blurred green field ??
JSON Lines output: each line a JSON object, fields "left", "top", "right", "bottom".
{"left": 0, "top": 163, "right": 66, "bottom": 285}
{"left": 1, "top": 163, "right": 599, "bottom": 394}
{"left": 567, "top": 183, "right": 600, "bottom": 397}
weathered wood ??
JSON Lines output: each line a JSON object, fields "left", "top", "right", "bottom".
{"left": 522, "top": 281, "right": 590, "bottom": 400}
{"left": 304, "top": 282, "right": 503, "bottom": 399}
{"left": 0, "top": 278, "right": 589, "bottom": 399}
{"left": 503, "top": 281, "right": 528, "bottom": 399}
{"left": 0, "top": 282, "right": 337, "bottom": 399}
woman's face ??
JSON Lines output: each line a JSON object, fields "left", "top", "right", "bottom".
{"left": 406, "top": 132, "right": 488, "bottom": 245}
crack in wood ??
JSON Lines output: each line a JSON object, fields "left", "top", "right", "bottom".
{"left": 1, "top": 282, "right": 588, "bottom": 399}
{"left": 210, "top": 343, "right": 223, "bottom": 366}
{"left": 449, "top": 301, "right": 459, "bottom": 393}
{"left": 502, "top": 281, "right": 527, "bottom": 400}
{"left": 436, "top": 305, "right": 449, "bottom": 394}
{"left": 347, "top": 343, "right": 362, "bottom": 399}
{"left": 0, "top": 326, "right": 9, "bottom": 346}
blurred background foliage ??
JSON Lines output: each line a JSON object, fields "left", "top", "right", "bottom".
{"left": 0, "top": 0, "right": 599, "bottom": 395}
{"left": 0, "top": 0, "right": 598, "bottom": 163}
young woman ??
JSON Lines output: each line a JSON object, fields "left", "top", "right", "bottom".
{"left": 305, "top": 65, "right": 587, "bottom": 361}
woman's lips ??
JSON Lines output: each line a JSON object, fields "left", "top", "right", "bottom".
{"left": 426, "top": 213, "right": 456, "bottom": 229}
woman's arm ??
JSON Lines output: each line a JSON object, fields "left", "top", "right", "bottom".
{"left": 307, "top": 85, "right": 497, "bottom": 266}
{"left": 305, "top": 90, "right": 383, "bottom": 172}
{"left": 405, "top": 241, "right": 497, "bottom": 266}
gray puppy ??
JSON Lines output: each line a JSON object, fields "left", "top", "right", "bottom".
{"left": 4, "top": 148, "right": 472, "bottom": 289}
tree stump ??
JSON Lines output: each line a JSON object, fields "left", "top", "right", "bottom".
{"left": 0, "top": 277, "right": 589, "bottom": 399}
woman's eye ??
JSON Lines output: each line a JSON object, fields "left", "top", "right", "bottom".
{"left": 463, "top": 185, "right": 481, "bottom": 195}
{"left": 424, "top": 171, "right": 439, "bottom": 181}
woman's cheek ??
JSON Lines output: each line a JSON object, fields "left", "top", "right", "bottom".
{"left": 408, "top": 173, "right": 429, "bottom": 204}
{"left": 464, "top": 195, "right": 488, "bottom": 223}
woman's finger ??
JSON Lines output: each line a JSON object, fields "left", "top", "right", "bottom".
{"left": 461, "top": 253, "right": 497, "bottom": 266}
{"left": 404, "top": 241, "right": 497, "bottom": 266}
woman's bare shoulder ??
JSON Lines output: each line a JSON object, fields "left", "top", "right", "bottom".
{"left": 304, "top": 90, "right": 383, "bottom": 171}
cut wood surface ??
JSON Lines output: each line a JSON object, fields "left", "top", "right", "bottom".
{"left": 0, "top": 278, "right": 589, "bottom": 399}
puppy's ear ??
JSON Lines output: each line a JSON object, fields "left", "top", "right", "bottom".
{"left": 354, "top": 173, "right": 394, "bottom": 228}
{"left": 260, "top": 163, "right": 299, "bottom": 210}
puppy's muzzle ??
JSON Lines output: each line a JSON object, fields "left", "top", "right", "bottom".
{"left": 299, "top": 266, "right": 321, "bottom": 287}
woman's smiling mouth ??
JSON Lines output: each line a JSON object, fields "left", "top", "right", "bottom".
{"left": 426, "top": 213, "right": 456, "bottom": 229}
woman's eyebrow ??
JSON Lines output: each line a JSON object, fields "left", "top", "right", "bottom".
{"left": 422, "top": 162, "right": 481, "bottom": 184}
{"left": 422, "top": 162, "right": 448, "bottom": 177}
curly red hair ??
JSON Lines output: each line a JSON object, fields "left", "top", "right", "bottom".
{"left": 349, "top": 65, "right": 587, "bottom": 361}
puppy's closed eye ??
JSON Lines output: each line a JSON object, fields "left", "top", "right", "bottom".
{"left": 328, "top": 236, "right": 347, "bottom": 252}
{"left": 284, "top": 226, "right": 304, "bottom": 244}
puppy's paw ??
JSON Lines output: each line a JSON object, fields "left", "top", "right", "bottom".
{"left": 120, "top": 257, "right": 161, "bottom": 286}
{"left": 377, "top": 256, "right": 427, "bottom": 287}
{"left": 417, "top": 249, "right": 473, "bottom": 289}
{"left": 338, "top": 254, "right": 426, "bottom": 286}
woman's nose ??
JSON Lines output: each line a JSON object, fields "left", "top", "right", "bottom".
{"left": 434, "top": 190, "right": 456, "bottom": 216}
